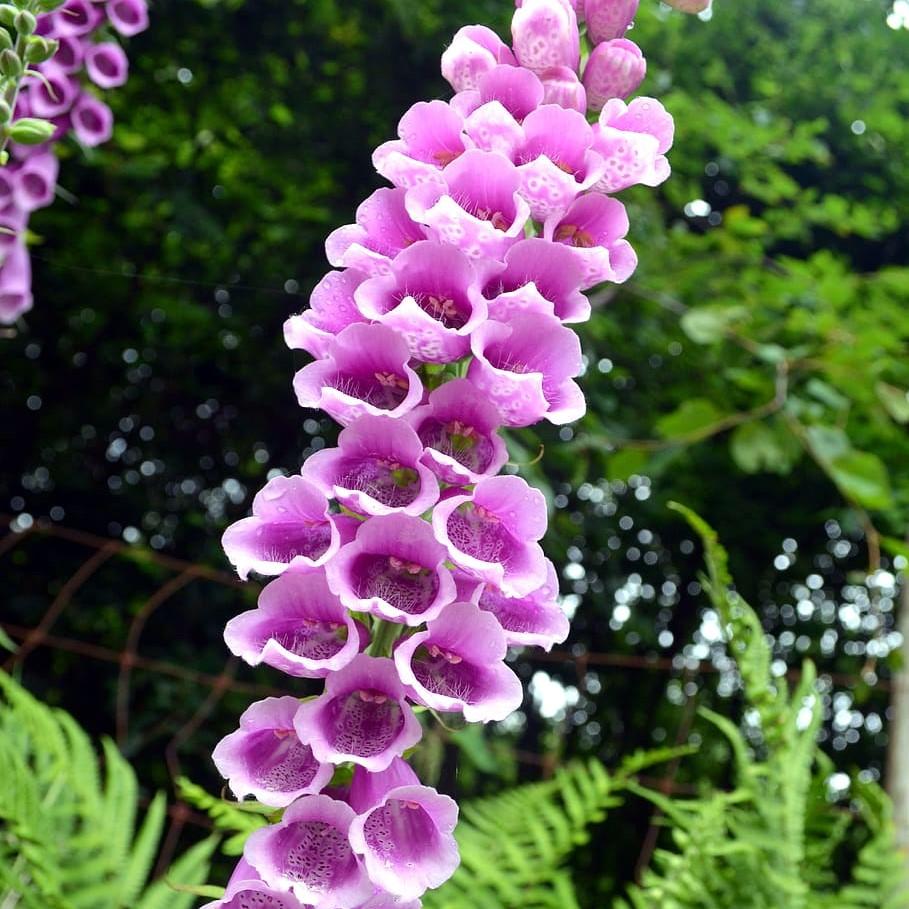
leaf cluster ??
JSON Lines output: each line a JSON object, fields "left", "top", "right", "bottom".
{"left": 0, "top": 671, "right": 217, "bottom": 909}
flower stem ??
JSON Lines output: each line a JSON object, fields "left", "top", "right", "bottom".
{"left": 366, "top": 618, "right": 404, "bottom": 658}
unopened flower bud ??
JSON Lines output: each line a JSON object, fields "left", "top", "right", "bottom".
{"left": 0, "top": 99, "right": 10, "bottom": 124}
{"left": 25, "top": 36, "right": 58, "bottom": 65}
{"left": 584, "top": 0, "right": 639, "bottom": 43}
{"left": 511, "top": 0, "right": 580, "bottom": 75}
{"left": 0, "top": 28, "right": 11, "bottom": 51}
{"left": 582, "top": 38, "right": 646, "bottom": 112}
{"left": 0, "top": 48, "right": 22, "bottom": 78}
{"left": 540, "top": 65, "right": 587, "bottom": 113}
{"left": 7, "top": 116, "right": 55, "bottom": 144}
{"left": 14, "top": 10, "right": 36, "bottom": 36}
{"left": 0, "top": 6, "right": 15, "bottom": 28}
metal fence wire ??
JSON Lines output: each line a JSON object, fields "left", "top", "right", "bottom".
{"left": 0, "top": 515, "right": 893, "bottom": 880}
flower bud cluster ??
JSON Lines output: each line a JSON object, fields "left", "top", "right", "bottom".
{"left": 0, "top": 0, "right": 148, "bottom": 326}
{"left": 212, "top": 2, "right": 673, "bottom": 907}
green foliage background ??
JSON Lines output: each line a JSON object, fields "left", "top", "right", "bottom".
{"left": 1, "top": 0, "right": 908, "bottom": 904}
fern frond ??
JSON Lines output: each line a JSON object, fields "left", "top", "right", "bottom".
{"left": 0, "top": 671, "right": 215, "bottom": 907}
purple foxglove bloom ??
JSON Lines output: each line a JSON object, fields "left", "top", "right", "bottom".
{"left": 592, "top": 96, "right": 674, "bottom": 193}
{"left": 467, "top": 313, "right": 586, "bottom": 427}
{"left": 325, "top": 513, "right": 456, "bottom": 626}
{"left": 542, "top": 192, "right": 637, "bottom": 288}
{"left": 13, "top": 152, "right": 59, "bottom": 212}
{"left": 293, "top": 655, "right": 422, "bottom": 771}
{"left": 430, "top": 475, "right": 548, "bottom": 596}
{"left": 201, "top": 870, "right": 306, "bottom": 909}
{"left": 244, "top": 795, "right": 373, "bottom": 908}
{"left": 584, "top": 0, "right": 639, "bottom": 43}
{"left": 481, "top": 237, "right": 589, "bottom": 323}
{"left": 71, "top": 93, "right": 114, "bottom": 147}
{"left": 394, "top": 600, "right": 524, "bottom": 721}
{"left": 224, "top": 569, "right": 366, "bottom": 678}
{"left": 106, "top": 0, "right": 149, "bottom": 36}
{"left": 348, "top": 761, "right": 459, "bottom": 900}
{"left": 356, "top": 894, "right": 420, "bottom": 909}
{"left": 55, "top": 36, "right": 86, "bottom": 74}
{"left": 515, "top": 104, "right": 606, "bottom": 221}
{"left": 284, "top": 269, "right": 368, "bottom": 360}
{"left": 302, "top": 415, "right": 440, "bottom": 518}
{"left": 373, "top": 100, "right": 469, "bottom": 189}
{"left": 212, "top": 697, "right": 334, "bottom": 808}
{"left": 354, "top": 241, "right": 487, "bottom": 364}
{"left": 293, "top": 323, "right": 423, "bottom": 427}
{"left": 28, "top": 64, "right": 79, "bottom": 118}
{"left": 325, "top": 187, "right": 426, "bottom": 277}
{"left": 440, "top": 24, "right": 517, "bottom": 93}
{"left": 0, "top": 242, "right": 33, "bottom": 326}
{"left": 54, "top": 0, "right": 104, "bottom": 36}
{"left": 583, "top": 39, "right": 646, "bottom": 112}
{"left": 222, "top": 475, "right": 340, "bottom": 581}
{"left": 0, "top": 169, "right": 14, "bottom": 213}
{"left": 475, "top": 64, "right": 545, "bottom": 122}
{"left": 407, "top": 378, "right": 508, "bottom": 486}
{"left": 540, "top": 65, "right": 587, "bottom": 113}
{"left": 84, "top": 42, "right": 130, "bottom": 88}
{"left": 405, "top": 149, "right": 531, "bottom": 262}
{"left": 511, "top": 0, "right": 580, "bottom": 75}
{"left": 457, "top": 559, "right": 569, "bottom": 650}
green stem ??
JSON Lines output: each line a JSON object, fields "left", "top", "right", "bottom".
{"left": 366, "top": 619, "right": 404, "bottom": 658}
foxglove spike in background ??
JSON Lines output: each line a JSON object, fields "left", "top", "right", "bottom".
{"left": 0, "top": 0, "right": 148, "bottom": 326}
{"left": 216, "top": 0, "right": 673, "bottom": 900}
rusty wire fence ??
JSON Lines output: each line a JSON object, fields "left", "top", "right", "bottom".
{"left": 0, "top": 514, "right": 895, "bottom": 881}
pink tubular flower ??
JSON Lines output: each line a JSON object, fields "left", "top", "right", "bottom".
{"left": 244, "top": 795, "right": 373, "bottom": 908}
{"left": 224, "top": 570, "right": 366, "bottom": 678}
{"left": 0, "top": 243, "right": 33, "bottom": 326}
{"left": 293, "top": 655, "right": 422, "bottom": 771}
{"left": 202, "top": 867, "right": 306, "bottom": 909}
{"left": 457, "top": 559, "right": 569, "bottom": 650}
{"left": 293, "top": 323, "right": 423, "bottom": 427}
{"left": 584, "top": 0, "right": 639, "bottom": 43}
{"left": 324, "top": 187, "right": 426, "bottom": 277}
{"left": 481, "top": 237, "right": 590, "bottom": 323}
{"left": 54, "top": 0, "right": 104, "bottom": 37}
{"left": 302, "top": 415, "right": 440, "bottom": 518}
{"left": 13, "top": 153, "right": 59, "bottom": 212}
{"left": 511, "top": 0, "right": 580, "bottom": 75}
{"left": 431, "top": 475, "right": 548, "bottom": 596}
{"left": 283, "top": 269, "right": 368, "bottom": 360}
{"left": 440, "top": 24, "right": 517, "bottom": 93}
{"left": 84, "top": 42, "right": 130, "bottom": 88}
{"left": 404, "top": 149, "right": 531, "bottom": 261}
{"left": 407, "top": 378, "right": 509, "bottom": 486}
{"left": 592, "top": 96, "right": 675, "bottom": 193}
{"left": 28, "top": 63, "right": 79, "bottom": 118}
{"left": 348, "top": 761, "right": 460, "bottom": 900}
{"left": 222, "top": 475, "right": 340, "bottom": 581}
{"left": 54, "top": 35, "right": 85, "bottom": 74}
{"left": 212, "top": 697, "right": 334, "bottom": 808}
{"left": 467, "top": 313, "right": 586, "bottom": 427}
{"left": 325, "top": 513, "right": 456, "bottom": 626}
{"left": 394, "top": 601, "right": 524, "bottom": 722}
{"left": 543, "top": 192, "right": 637, "bottom": 288}
{"left": 71, "top": 93, "right": 114, "bottom": 147}
{"left": 373, "top": 100, "right": 469, "bottom": 189}
{"left": 540, "top": 65, "right": 587, "bottom": 113}
{"left": 106, "top": 0, "right": 149, "bottom": 36}
{"left": 515, "top": 104, "right": 606, "bottom": 220}
{"left": 354, "top": 241, "right": 487, "bottom": 363}
{"left": 583, "top": 39, "right": 647, "bottom": 112}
